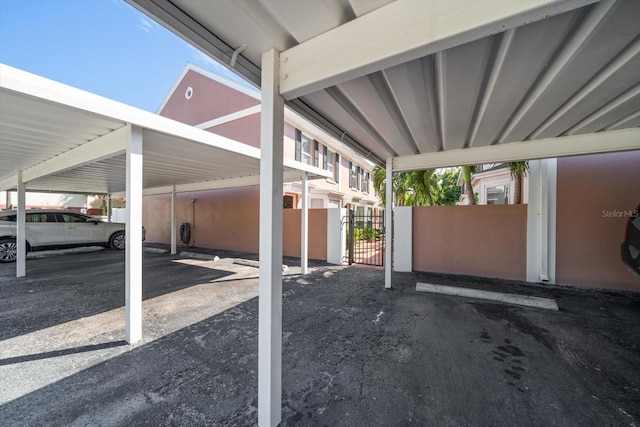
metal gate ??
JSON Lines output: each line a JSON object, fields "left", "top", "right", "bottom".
{"left": 345, "top": 210, "right": 385, "bottom": 266}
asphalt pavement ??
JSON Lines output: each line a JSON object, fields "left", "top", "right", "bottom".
{"left": 1, "top": 248, "right": 639, "bottom": 426}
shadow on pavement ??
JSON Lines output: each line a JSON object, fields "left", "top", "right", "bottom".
{"left": 0, "top": 341, "right": 128, "bottom": 366}
{"left": 0, "top": 251, "right": 234, "bottom": 341}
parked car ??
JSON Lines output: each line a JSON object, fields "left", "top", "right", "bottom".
{"left": 0, "top": 209, "right": 142, "bottom": 263}
{"left": 621, "top": 203, "right": 640, "bottom": 277}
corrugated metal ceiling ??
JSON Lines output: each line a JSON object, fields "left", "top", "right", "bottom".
{"left": 128, "top": 0, "right": 640, "bottom": 166}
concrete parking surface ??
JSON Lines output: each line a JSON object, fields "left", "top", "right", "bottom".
{"left": 1, "top": 248, "right": 639, "bottom": 426}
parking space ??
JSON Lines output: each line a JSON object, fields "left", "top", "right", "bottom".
{"left": 1, "top": 250, "right": 639, "bottom": 425}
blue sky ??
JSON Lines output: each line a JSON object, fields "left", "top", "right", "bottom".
{"left": 0, "top": 0, "right": 250, "bottom": 112}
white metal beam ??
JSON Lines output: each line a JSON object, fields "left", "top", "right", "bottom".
{"left": 258, "top": 49, "right": 284, "bottom": 427}
{"left": 125, "top": 126, "right": 143, "bottom": 344}
{"left": 279, "top": 0, "right": 596, "bottom": 99}
{"left": 16, "top": 172, "right": 26, "bottom": 278}
{"left": 113, "top": 168, "right": 331, "bottom": 198}
{"left": 384, "top": 158, "right": 393, "bottom": 289}
{"left": 0, "top": 177, "right": 17, "bottom": 192}
{"left": 21, "top": 125, "right": 130, "bottom": 183}
{"left": 393, "top": 128, "right": 640, "bottom": 171}
{"left": 301, "top": 172, "right": 309, "bottom": 274}
{"left": 195, "top": 105, "right": 262, "bottom": 129}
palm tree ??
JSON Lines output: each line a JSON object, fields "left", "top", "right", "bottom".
{"left": 373, "top": 167, "right": 437, "bottom": 207}
{"left": 461, "top": 165, "right": 477, "bottom": 205}
{"left": 507, "top": 161, "right": 529, "bottom": 204}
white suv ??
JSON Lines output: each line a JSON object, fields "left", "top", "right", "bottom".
{"left": 0, "top": 209, "right": 132, "bottom": 263}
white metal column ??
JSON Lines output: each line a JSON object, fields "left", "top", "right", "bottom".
{"left": 301, "top": 172, "right": 309, "bottom": 274}
{"left": 258, "top": 49, "right": 284, "bottom": 427}
{"left": 170, "top": 186, "right": 177, "bottom": 255}
{"left": 125, "top": 125, "right": 143, "bottom": 344}
{"left": 385, "top": 158, "right": 393, "bottom": 289}
{"left": 526, "top": 158, "right": 557, "bottom": 283}
{"left": 16, "top": 172, "right": 26, "bottom": 278}
{"left": 107, "top": 194, "right": 112, "bottom": 222}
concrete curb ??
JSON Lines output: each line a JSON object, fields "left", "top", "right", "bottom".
{"left": 233, "top": 258, "right": 289, "bottom": 271}
{"left": 416, "top": 282, "right": 559, "bottom": 311}
{"left": 179, "top": 251, "right": 220, "bottom": 261}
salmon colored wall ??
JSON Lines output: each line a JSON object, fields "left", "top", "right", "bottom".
{"left": 143, "top": 187, "right": 260, "bottom": 253}
{"left": 206, "top": 113, "right": 261, "bottom": 148}
{"left": 413, "top": 205, "right": 527, "bottom": 281}
{"left": 143, "top": 189, "right": 329, "bottom": 261}
{"left": 282, "top": 209, "right": 328, "bottom": 260}
{"left": 160, "top": 69, "right": 259, "bottom": 125}
{"left": 284, "top": 122, "right": 296, "bottom": 160}
{"left": 556, "top": 151, "right": 640, "bottom": 291}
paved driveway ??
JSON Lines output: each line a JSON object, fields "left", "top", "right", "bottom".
{"left": 1, "top": 249, "right": 639, "bottom": 426}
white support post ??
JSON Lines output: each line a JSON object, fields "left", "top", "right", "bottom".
{"left": 394, "top": 206, "right": 412, "bottom": 272}
{"left": 385, "top": 158, "right": 393, "bottom": 289}
{"left": 125, "top": 126, "right": 143, "bottom": 344}
{"left": 526, "top": 158, "right": 557, "bottom": 283}
{"left": 326, "top": 208, "right": 347, "bottom": 265}
{"left": 16, "top": 172, "right": 26, "bottom": 278}
{"left": 301, "top": 172, "right": 309, "bottom": 274}
{"left": 170, "top": 186, "right": 177, "bottom": 255}
{"left": 107, "top": 195, "right": 112, "bottom": 222}
{"left": 258, "top": 49, "right": 284, "bottom": 427}
{"left": 546, "top": 159, "right": 557, "bottom": 284}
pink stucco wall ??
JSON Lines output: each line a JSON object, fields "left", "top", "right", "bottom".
{"left": 206, "top": 113, "right": 261, "bottom": 148}
{"left": 412, "top": 205, "right": 528, "bottom": 281}
{"left": 159, "top": 69, "right": 259, "bottom": 126}
{"left": 143, "top": 188, "right": 328, "bottom": 261}
{"left": 556, "top": 151, "right": 640, "bottom": 291}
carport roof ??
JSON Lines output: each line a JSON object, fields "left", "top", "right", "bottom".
{"left": 0, "top": 63, "right": 329, "bottom": 195}
{"left": 127, "top": 0, "right": 640, "bottom": 169}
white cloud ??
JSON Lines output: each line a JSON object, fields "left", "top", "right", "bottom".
{"left": 138, "top": 18, "right": 154, "bottom": 33}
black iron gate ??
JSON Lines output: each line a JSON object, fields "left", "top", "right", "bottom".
{"left": 345, "top": 210, "right": 385, "bottom": 266}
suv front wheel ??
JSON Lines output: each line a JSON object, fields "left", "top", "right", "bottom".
{"left": 109, "top": 231, "right": 126, "bottom": 250}
{"left": 0, "top": 238, "right": 17, "bottom": 263}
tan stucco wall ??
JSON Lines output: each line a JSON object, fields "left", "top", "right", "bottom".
{"left": 412, "top": 205, "right": 527, "bottom": 281}
{"left": 282, "top": 209, "right": 328, "bottom": 260}
{"left": 143, "top": 188, "right": 329, "bottom": 261}
{"left": 556, "top": 151, "right": 640, "bottom": 291}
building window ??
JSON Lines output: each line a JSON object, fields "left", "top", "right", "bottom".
{"left": 334, "top": 153, "right": 340, "bottom": 182}
{"left": 314, "top": 140, "right": 320, "bottom": 167}
{"left": 486, "top": 184, "right": 509, "bottom": 205}
{"left": 295, "top": 129, "right": 312, "bottom": 165}
{"left": 350, "top": 162, "right": 357, "bottom": 188}
{"left": 324, "top": 146, "right": 338, "bottom": 181}
{"left": 361, "top": 171, "right": 369, "bottom": 193}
